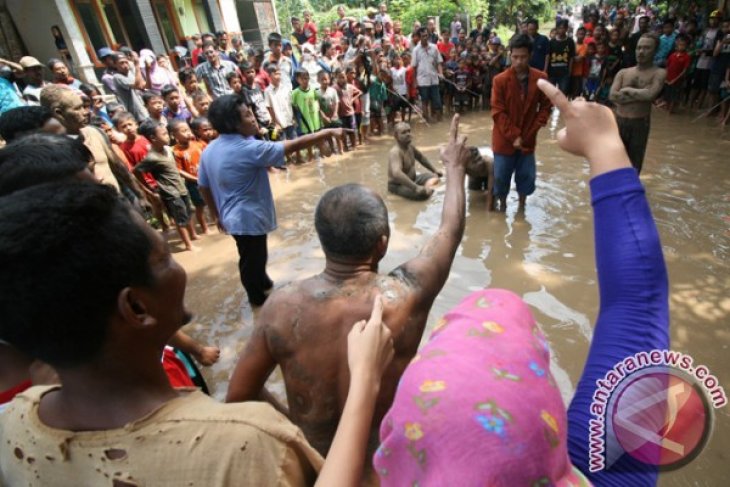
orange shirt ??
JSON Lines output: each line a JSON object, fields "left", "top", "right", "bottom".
{"left": 571, "top": 42, "right": 588, "bottom": 77}
{"left": 172, "top": 140, "right": 207, "bottom": 177}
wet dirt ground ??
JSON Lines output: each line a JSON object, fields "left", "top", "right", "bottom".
{"left": 173, "top": 108, "right": 730, "bottom": 485}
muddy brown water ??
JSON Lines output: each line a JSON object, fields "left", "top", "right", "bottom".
{"left": 174, "top": 109, "right": 730, "bottom": 485}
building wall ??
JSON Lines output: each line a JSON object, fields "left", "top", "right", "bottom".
{"left": 6, "top": 0, "right": 97, "bottom": 84}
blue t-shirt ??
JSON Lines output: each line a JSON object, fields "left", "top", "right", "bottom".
{"left": 198, "top": 134, "right": 285, "bottom": 235}
{"left": 529, "top": 34, "right": 550, "bottom": 71}
{"left": 655, "top": 32, "right": 677, "bottom": 65}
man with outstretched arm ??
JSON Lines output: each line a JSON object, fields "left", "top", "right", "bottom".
{"left": 198, "top": 95, "right": 349, "bottom": 307}
{"left": 226, "top": 115, "right": 470, "bottom": 482}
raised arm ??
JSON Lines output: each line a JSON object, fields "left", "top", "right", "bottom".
{"left": 538, "top": 79, "right": 669, "bottom": 485}
{"left": 282, "top": 128, "right": 348, "bottom": 154}
{"left": 391, "top": 115, "right": 468, "bottom": 300}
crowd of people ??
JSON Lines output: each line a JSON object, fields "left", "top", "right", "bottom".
{"left": 0, "top": 1, "right": 714, "bottom": 485}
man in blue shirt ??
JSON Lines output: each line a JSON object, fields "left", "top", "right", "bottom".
{"left": 526, "top": 19, "right": 549, "bottom": 71}
{"left": 198, "top": 95, "right": 346, "bottom": 306}
{"left": 654, "top": 19, "right": 677, "bottom": 67}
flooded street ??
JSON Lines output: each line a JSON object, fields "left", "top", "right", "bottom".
{"left": 175, "top": 108, "right": 730, "bottom": 485}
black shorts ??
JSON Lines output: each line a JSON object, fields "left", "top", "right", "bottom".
{"left": 185, "top": 181, "right": 206, "bottom": 208}
{"left": 163, "top": 195, "right": 193, "bottom": 226}
{"left": 340, "top": 114, "right": 356, "bottom": 130}
{"left": 692, "top": 69, "right": 711, "bottom": 91}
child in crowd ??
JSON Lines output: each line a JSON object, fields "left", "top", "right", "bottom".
{"left": 664, "top": 35, "right": 692, "bottom": 114}
{"left": 115, "top": 111, "right": 168, "bottom": 232}
{"left": 291, "top": 68, "right": 323, "bottom": 161}
{"left": 162, "top": 84, "right": 192, "bottom": 122}
{"left": 583, "top": 41, "right": 603, "bottom": 101}
{"left": 170, "top": 119, "right": 210, "bottom": 234}
{"left": 264, "top": 66, "right": 299, "bottom": 162}
{"left": 334, "top": 68, "right": 360, "bottom": 151}
{"left": 241, "top": 62, "right": 273, "bottom": 136}
{"left": 135, "top": 120, "right": 199, "bottom": 251}
{"left": 178, "top": 66, "right": 203, "bottom": 117}
{"left": 317, "top": 71, "right": 343, "bottom": 155}
{"left": 190, "top": 116, "right": 218, "bottom": 143}
{"left": 347, "top": 66, "right": 365, "bottom": 145}
{"left": 389, "top": 55, "right": 410, "bottom": 123}
{"left": 453, "top": 58, "right": 472, "bottom": 112}
{"left": 142, "top": 91, "right": 166, "bottom": 124}
{"left": 369, "top": 67, "right": 388, "bottom": 135}
{"left": 193, "top": 92, "right": 211, "bottom": 117}
{"left": 483, "top": 37, "right": 505, "bottom": 109}
{"left": 226, "top": 71, "right": 243, "bottom": 95}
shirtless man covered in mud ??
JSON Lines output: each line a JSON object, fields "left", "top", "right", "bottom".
{"left": 387, "top": 122, "right": 442, "bottom": 200}
{"left": 466, "top": 146, "right": 496, "bottom": 211}
{"left": 227, "top": 116, "right": 469, "bottom": 469}
{"left": 609, "top": 35, "right": 666, "bottom": 173}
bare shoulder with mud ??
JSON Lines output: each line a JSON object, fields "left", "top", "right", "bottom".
{"left": 263, "top": 269, "right": 430, "bottom": 456}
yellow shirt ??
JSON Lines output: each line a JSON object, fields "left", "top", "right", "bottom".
{"left": 0, "top": 386, "right": 323, "bottom": 486}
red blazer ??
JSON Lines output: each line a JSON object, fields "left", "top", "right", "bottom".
{"left": 491, "top": 67, "right": 552, "bottom": 155}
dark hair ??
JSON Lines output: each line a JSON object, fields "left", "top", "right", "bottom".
{"left": 226, "top": 71, "right": 241, "bottom": 82}
{"left": 0, "top": 133, "right": 91, "bottom": 196}
{"left": 0, "top": 106, "right": 54, "bottom": 142}
{"left": 207, "top": 94, "right": 245, "bottom": 134}
{"left": 290, "top": 16, "right": 300, "bottom": 23}
{"left": 314, "top": 184, "right": 389, "bottom": 258}
{"left": 111, "top": 53, "right": 127, "bottom": 64}
{"left": 265, "top": 64, "right": 279, "bottom": 75}
{"left": 268, "top": 32, "right": 282, "bottom": 45}
{"left": 89, "top": 115, "right": 108, "bottom": 128}
{"left": 202, "top": 40, "right": 216, "bottom": 50}
{"left": 201, "top": 32, "right": 215, "bottom": 41}
{"left": 78, "top": 83, "right": 100, "bottom": 99}
{"left": 141, "top": 91, "right": 163, "bottom": 106}
{"left": 321, "top": 40, "right": 333, "bottom": 57}
{"left": 112, "top": 111, "right": 135, "bottom": 128}
{"left": 167, "top": 118, "right": 187, "bottom": 134}
{"left": 46, "top": 57, "right": 64, "bottom": 70}
{"left": 138, "top": 119, "right": 164, "bottom": 140}
{"left": 178, "top": 66, "right": 196, "bottom": 85}
{"left": 556, "top": 19, "right": 569, "bottom": 29}
{"left": 663, "top": 18, "right": 675, "bottom": 27}
{"left": 215, "top": 30, "right": 227, "bottom": 38}
{"left": 526, "top": 18, "right": 539, "bottom": 28}
{"left": 189, "top": 116, "right": 210, "bottom": 133}
{"left": 418, "top": 27, "right": 429, "bottom": 37}
{"left": 295, "top": 67, "right": 309, "bottom": 79}
{"left": 0, "top": 181, "right": 154, "bottom": 367}
{"left": 239, "top": 61, "right": 253, "bottom": 72}
{"left": 161, "top": 84, "right": 178, "bottom": 98}
{"left": 509, "top": 34, "right": 533, "bottom": 53}
{"left": 106, "top": 101, "right": 125, "bottom": 115}
{"left": 675, "top": 33, "right": 689, "bottom": 43}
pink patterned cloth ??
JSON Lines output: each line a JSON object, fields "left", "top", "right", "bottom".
{"left": 374, "top": 289, "right": 591, "bottom": 487}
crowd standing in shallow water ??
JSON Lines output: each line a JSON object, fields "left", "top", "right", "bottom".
{"left": 0, "top": 1, "right": 724, "bottom": 485}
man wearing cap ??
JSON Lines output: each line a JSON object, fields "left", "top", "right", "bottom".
{"left": 19, "top": 57, "right": 47, "bottom": 105}
{"left": 97, "top": 47, "right": 117, "bottom": 95}
{"left": 470, "top": 14, "right": 490, "bottom": 40}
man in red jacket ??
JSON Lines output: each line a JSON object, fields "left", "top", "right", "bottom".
{"left": 491, "top": 34, "right": 552, "bottom": 212}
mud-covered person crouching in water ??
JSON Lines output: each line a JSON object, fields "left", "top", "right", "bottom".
{"left": 227, "top": 115, "right": 471, "bottom": 482}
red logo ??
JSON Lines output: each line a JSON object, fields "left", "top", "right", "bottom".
{"left": 610, "top": 368, "right": 711, "bottom": 468}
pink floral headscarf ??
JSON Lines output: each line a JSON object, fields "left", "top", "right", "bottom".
{"left": 374, "top": 289, "right": 591, "bottom": 487}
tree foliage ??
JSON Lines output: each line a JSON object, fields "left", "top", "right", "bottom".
{"left": 273, "top": 0, "right": 553, "bottom": 36}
